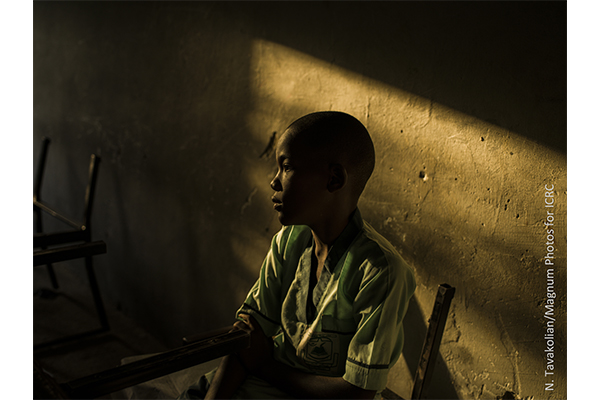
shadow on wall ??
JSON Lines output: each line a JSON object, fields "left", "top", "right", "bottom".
{"left": 33, "top": 1, "right": 280, "bottom": 345}
{"left": 252, "top": 1, "right": 566, "bottom": 154}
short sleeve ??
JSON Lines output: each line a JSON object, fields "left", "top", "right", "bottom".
{"left": 236, "top": 228, "right": 288, "bottom": 337}
{"left": 343, "top": 256, "right": 416, "bottom": 391}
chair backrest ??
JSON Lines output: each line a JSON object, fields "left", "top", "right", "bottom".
{"left": 381, "top": 283, "right": 455, "bottom": 400}
{"left": 33, "top": 137, "right": 101, "bottom": 235}
{"left": 411, "top": 283, "right": 455, "bottom": 399}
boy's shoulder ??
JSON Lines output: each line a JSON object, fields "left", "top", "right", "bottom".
{"left": 347, "top": 220, "right": 416, "bottom": 301}
{"left": 353, "top": 219, "right": 414, "bottom": 276}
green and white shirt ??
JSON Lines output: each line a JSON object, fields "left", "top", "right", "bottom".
{"left": 237, "top": 209, "right": 416, "bottom": 392}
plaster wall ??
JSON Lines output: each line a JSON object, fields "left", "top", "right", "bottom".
{"left": 34, "top": 2, "right": 566, "bottom": 399}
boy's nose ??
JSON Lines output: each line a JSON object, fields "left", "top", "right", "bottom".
{"left": 270, "top": 175, "right": 282, "bottom": 191}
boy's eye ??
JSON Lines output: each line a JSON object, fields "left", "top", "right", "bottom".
{"left": 282, "top": 164, "right": 292, "bottom": 171}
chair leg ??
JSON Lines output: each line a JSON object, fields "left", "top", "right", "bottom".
{"left": 35, "top": 207, "right": 60, "bottom": 289}
{"left": 84, "top": 255, "right": 110, "bottom": 331}
{"left": 45, "top": 264, "right": 60, "bottom": 290}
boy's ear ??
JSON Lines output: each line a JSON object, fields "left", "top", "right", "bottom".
{"left": 327, "top": 163, "right": 347, "bottom": 193}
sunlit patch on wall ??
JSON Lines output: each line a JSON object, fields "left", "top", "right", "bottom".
{"left": 242, "top": 39, "right": 566, "bottom": 399}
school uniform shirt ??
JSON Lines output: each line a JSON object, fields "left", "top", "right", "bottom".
{"left": 237, "top": 209, "right": 416, "bottom": 392}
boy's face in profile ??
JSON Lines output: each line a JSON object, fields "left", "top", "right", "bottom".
{"left": 270, "top": 129, "right": 330, "bottom": 226}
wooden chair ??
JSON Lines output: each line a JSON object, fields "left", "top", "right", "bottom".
{"left": 381, "top": 283, "right": 455, "bottom": 399}
{"left": 35, "top": 284, "right": 454, "bottom": 399}
{"left": 34, "top": 137, "right": 109, "bottom": 350}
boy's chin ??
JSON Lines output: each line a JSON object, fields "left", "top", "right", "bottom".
{"left": 276, "top": 211, "right": 300, "bottom": 227}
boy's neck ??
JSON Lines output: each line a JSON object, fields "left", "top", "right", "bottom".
{"left": 310, "top": 208, "right": 356, "bottom": 259}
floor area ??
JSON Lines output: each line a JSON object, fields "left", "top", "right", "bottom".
{"left": 33, "top": 262, "right": 169, "bottom": 399}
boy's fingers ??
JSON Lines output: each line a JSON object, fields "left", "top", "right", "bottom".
{"left": 232, "top": 320, "right": 252, "bottom": 333}
{"left": 237, "top": 313, "right": 256, "bottom": 329}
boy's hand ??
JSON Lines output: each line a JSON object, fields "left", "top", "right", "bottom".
{"left": 232, "top": 314, "right": 274, "bottom": 375}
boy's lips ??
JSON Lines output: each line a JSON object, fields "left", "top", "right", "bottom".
{"left": 271, "top": 196, "right": 283, "bottom": 210}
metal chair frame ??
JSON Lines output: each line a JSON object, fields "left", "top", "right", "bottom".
{"left": 34, "top": 137, "right": 109, "bottom": 350}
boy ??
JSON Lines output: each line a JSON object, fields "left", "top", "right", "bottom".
{"left": 179, "top": 111, "right": 416, "bottom": 399}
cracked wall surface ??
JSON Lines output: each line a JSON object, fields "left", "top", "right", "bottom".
{"left": 34, "top": 2, "right": 566, "bottom": 399}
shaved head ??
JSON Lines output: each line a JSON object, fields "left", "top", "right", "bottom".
{"left": 283, "top": 111, "right": 375, "bottom": 200}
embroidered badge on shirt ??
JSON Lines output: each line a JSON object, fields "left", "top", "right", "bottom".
{"left": 298, "top": 329, "right": 340, "bottom": 372}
